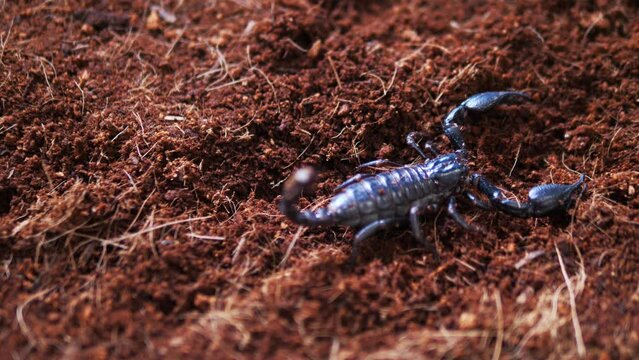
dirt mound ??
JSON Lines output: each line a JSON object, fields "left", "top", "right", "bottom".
{"left": 1, "top": 0, "right": 638, "bottom": 358}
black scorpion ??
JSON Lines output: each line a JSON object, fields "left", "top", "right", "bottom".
{"left": 279, "top": 92, "right": 586, "bottom": 262}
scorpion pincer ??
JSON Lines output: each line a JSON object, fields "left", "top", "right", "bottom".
{"left": 279, "top": 92, "right": 586, "bottom": 263}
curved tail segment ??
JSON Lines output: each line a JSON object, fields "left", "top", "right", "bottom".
{"left": 443, "top": 91, "right": 532, "bottom": 151}
{"left": 278, "top": 167, "right": 335, "bottom": 226}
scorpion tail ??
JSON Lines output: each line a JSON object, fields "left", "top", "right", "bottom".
{"left": 279, "top": 167, "right": 335, "bottom": 226}
{"left": 443, "top": 91, "right": 531, "bottom": 151}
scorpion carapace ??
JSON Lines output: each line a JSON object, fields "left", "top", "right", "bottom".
{"left": 279, "top": 91, "right": 586, "bottom": 262}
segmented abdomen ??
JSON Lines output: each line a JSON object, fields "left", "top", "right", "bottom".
{"left": 327, "top": 164, "right": 447, "bottom": 227}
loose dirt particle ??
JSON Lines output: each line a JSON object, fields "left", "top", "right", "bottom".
{"left": 145, "top": 10, "right": 161, "bottom": 31}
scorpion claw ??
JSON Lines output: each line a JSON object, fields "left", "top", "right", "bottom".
{"left": 443, "top": 91, "right": 531, "bottom": 151}
{"left": 527, "top": 174, "right": 586, "bottom": 216}
{"left": 461, "top": 91, "right": 531, "bottom": 111}
{"left": 473, "top": 173, "right": 586, "bottom": 218}
{"left": 447, "top": 197, "right": 484, "bottom": 233}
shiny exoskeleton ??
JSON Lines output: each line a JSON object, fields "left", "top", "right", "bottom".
{"left": 279, "top": 92, "right": 586, "bottom": 262}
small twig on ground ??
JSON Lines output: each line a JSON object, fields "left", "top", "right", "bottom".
{"left": 207, "top": 76, "right": 254, "bottom": 92}
{"left": 328, "top": 56, "right": 342, "bottom": 89}
{"left": 246, "top": 45, "right": 280, "bottom": 113}
{"left": 188, "top": 233, "right": 225, "bottom": 242}
{"left": 164, "top": 25, "right": 187, "bottom": 59}
{"left": 38, "top": 57, "right": 55, "bottom": 100}
{"left": 17, "top": 288, "right": 54, "bottom": 346}
{"left": 2, "top": 254, "right": 12, "bottom": 279}
{"left": 116, "top": 215, "right": 213, "bottom": 242}
{"left": 0, "top": 123, "right": 16, "bottom": 135}
{"left": 396, "top": 40, "right": 450, "bottom": 67}
{"left": 431, "top": 207, "right": 445, "bottom": 252}
{"left": 525, "top": 26, "right": 545, "bottom": 45}
{"left": 434, "top": 62, "right": 478, "bottom": 105}
{"left": 279, "top": 226, "right": 306, "bottom": 268}
{"left": 606, "top": 125, "right": 622, "bottom": 157}
{"left": 329, "top": 337, "right": 340, "bottom": 360}
{"left": 582, "top": 12, "right": 604, "bottom": 44}
{"left": 132, "top": 111, "right": 146, "bottom": 138}
{"left": 330, "top": 125, "right": 348, "bottom": 140}
{"left": 141, "top": 141, "right": 158, "bottom": 159}
{"left": 561, "top": 152, "right": 589, "bottom": 178}
{"left": 124, "top": 189, "right": 155, "bottom": 234}
{"left": 0, "top": 17, "right": 14, "bottom": 64}
{"left": 492, "top": 290, "right": 504, "bottom": 360}
{"left": 232, "top": 235, "right": 248, "bottom": 264}
{"left": 283, "top": 133, "right": 316, "bottom": 169}
{"left": 509, "top": 143, "right": 522, "bottom": 177}
{"left": 350, "top": 136, "right": 363, "bottom": 162}
{"left": 284, "top": 37, "right": 308, "bottom": 52}
{"left": 201, "top": 43, "right": 238, "bottom": 88}
{"left": 74, "top": 80, "right": 85, "bottom": 116}
{"left": 514, "top": 250, "right": 545, "bottom": 270}
{"left": 363, "top": 63, "right": 399, "bottom": 102}
{"left": 123, "top": 170, "right": 138, "bottom": 191}
{"left": 555, "top": 243, "right": 586, "bottom": 357}
{"left": 147, "top": 209, "right": 158, "bottom": 257}
{"left": 454, "top": 258, "right": 477, "bottom": 272}
{"left": 499, "top": 187, "right": 522, "bottom": 207}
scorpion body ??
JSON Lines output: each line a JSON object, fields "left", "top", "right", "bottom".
{"left": 279, "top": 92, "right": 586, "bottom": 262}
{"left": 327, "top": 154, "right": 466, "bottom": 227}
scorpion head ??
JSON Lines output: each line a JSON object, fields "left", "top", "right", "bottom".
{"left": 425, "top": 151, "right": 469, "bottom": 193}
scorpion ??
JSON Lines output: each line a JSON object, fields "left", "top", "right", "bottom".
{"left": 279, "top": 91, "right": 586, "bottom": 262}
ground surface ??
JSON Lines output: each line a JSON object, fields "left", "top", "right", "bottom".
{"left": 1, "top": 0, "right": 638, "bottom": 359}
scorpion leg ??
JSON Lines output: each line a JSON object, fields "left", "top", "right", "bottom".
{"left": 423, "top": 142, "right": 439, "bottom": 157}
{"left": 406, "top": 132, "right": 430, "bottom": 159}
{"left": 338, "top": 159, "right": 403, "bottom": 193}
{"left": 351, "top": 218, "right": 398, "bottom": 263}
{"left": 464, "top": 190, "right": 492, "bottom": 210}
{"left": 471, "top": 173, "right": 586, "bottom": 218}
{"left": 409, "top": 202, "right": 441, "bottom": 261}
{"left": 446, "top": 197, "right": 484, "bottom": 232}
{"left": 334, "top": 173, "right": 373, "bottom": 193}
{"left": 443, "top": 91, "right": 531, "bottom": 151}
{"left": 356, "top": 159, "right": 403, "bottom": 171}
{"left": 406, "top": 132, "right": 439, "bottom": 159}
{"left": 337, "top": 159, "right": 405, "bottom": 193}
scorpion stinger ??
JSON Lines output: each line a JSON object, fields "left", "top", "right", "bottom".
{"left": 279, "top": 91, "right": 586, "bottom": 264}
{"left": 279, "top": 167, "right": 335, "bottom": 227}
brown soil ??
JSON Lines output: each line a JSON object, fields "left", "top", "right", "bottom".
{"left": 1, "top": 0, "right": 638, "bottom": 359}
